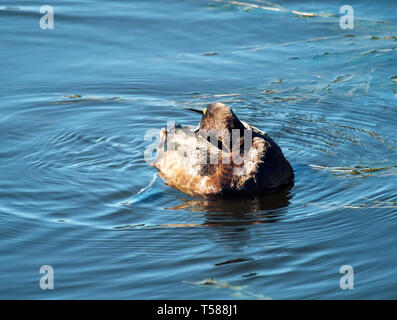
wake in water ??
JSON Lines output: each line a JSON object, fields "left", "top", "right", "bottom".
{"left": 121, "top": 172, "right": 158, "bottom": 205}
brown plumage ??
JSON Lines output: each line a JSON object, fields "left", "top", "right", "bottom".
{"left": 152, "top": 103, "right": 294, "bottom": 198}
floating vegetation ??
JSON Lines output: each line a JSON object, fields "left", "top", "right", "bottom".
{"left": 361, "top": 48, "right": 397, "bottom": 55}
{"left": 368, "top": 35, "right": 397, "bottom": 41}
{"left": 271, "top": 79, "right": 283, "bottom": 83}
{"left": 332, "top": 74, "right": 353, "bottom": 83}
{"left": 202, "top": 52, "right": 219, "bottom": 56}
{"left": 273, "top": 96, "right": 296, "bottom": 102}
{"left": 310, "top": 164, "right": 396, "bottom": 177}
{"left": 343, "top": 201, "right": 397, "bottom": 209}
{"left": 313, "top": 51, "right": 332, "bottom": 59}
{"left": 54, "top": 96, "right": 124, "bottom": 105}
{"left": 211, "top": 0, "right": 326, "bottom": 17}
{"left": 264, "top": 89, "right": 276, "bottom": 94}
{"left": 307, "top": 200, "right": 397, "bottom": 210}
{"left": 183, "top": 278, "right": 271, "bottom": 299}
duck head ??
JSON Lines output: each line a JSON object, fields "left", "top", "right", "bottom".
{"left": 185, "top": 103, "right": 245, "bottom": 132}
{"left": 185, "top": 103, "right": 246, "bottom": 151}
{"left": 200, "top": 103, "right": 245, "bottom": 132}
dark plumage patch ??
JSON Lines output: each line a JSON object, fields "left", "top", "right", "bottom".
{"left": 200, "top": 163, "right": 217, "bottom": 176}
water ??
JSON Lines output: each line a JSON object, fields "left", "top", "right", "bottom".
{"left": 0, "top": 0, "right": 396, "bottom": 299}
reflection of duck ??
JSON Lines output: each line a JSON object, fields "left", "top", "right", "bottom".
{"left": 167, "top": 188, "right": 292, "bottom": 214}
{"left": 162, "top": 189, "right": 292, "bottom": 228}
{"left": 153, "top": 103, "right": 294, "bottom": 198}
{"left": 162, "top": 189, "right": 293, "bottom": 230}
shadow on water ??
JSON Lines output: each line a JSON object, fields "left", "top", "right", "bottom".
{"left": 158, "top": 188, "right": 294, "bottom": 250}
{"left": 164, "top": 187, "right": 293, "bottom": 227}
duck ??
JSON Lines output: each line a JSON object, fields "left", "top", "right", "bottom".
{"left": 152, "top": 103, "right": 293, "bottom": 198}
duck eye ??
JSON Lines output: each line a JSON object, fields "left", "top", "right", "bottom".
{"left": 203, "top": 108, "right": 207, "bottom": 115}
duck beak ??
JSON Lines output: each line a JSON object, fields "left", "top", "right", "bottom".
{"left": 184, "top": 107, "right": 203, "bottom": 115}
{"left": 184, "top": 108, "right": 203, "bottom": 133}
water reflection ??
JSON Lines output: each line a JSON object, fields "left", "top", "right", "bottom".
{"left": 164, "top": 188, "right": 293, "bottom": 227}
